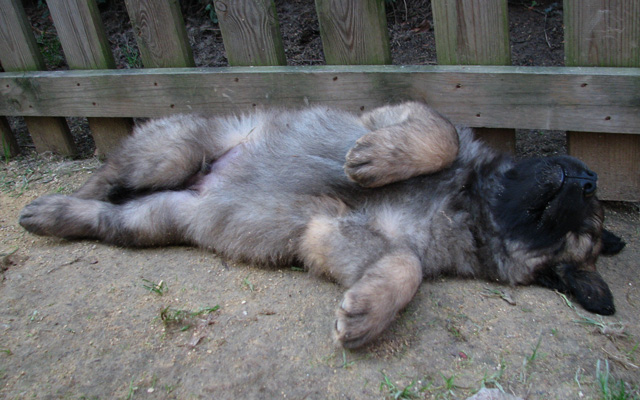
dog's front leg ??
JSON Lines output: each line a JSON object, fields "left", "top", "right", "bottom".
{"left": 345, "top": 102, "right": 459, "bottom": 187}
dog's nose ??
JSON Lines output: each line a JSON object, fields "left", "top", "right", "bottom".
{"left": 580, "top": 170, "right": 598, "bottom": 196}
{"left": 566, "top": 169, "right": 597, "bottom": 197}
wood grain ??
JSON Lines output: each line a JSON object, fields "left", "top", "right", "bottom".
{"left": 432, "top": 0, "right": 511, "bottom": 66}
{"left": 432, "top": 0, "right": 514, "bottom": 153}
{"left": 565, "top": 0, "right": 640, "bottom": 200}
{"left": 48, "top": 0, "right": 131, "bottom": 156}
{"left": 565, "top": 0, "right": 640, "bottom": 67}
{"left": 46, "top": 0, "right": 115, "bottom": 70}
{"left": 124, "top": 0, "right": 194, "bottom": 68}
{"left": 0, "top": 0, "right": 75, "bottom": 155}
{"left": 216, "top": 0, "right": 286, "bottom": 66}
{"left": 315, "top": 0, "right": 391, "bottom": 65}
{"left": 0, "top": 66, "right": 638, "bottom": 135}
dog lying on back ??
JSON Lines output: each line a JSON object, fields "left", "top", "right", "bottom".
{"left": 19, "top": 102, "right": 625, "bottom": 348}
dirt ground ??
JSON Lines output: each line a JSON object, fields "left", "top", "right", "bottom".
{"left": 1, "top": 1, "right": 639, "bottom": 399}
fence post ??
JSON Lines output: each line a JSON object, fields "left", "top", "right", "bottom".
{"left": 47, "top": 0, "right": 133, "bottom": 157}
{"left": 216, "top": 0, "right": 286, "bottom": 66}
{"left": 124, "top": 0, "right": 195, "bottom": 68}
{"left": 0, "top": 0, "right": 76, "bottom": 156}
{"left": 315, "top": 0, "right": 391, "bottom": 65}
{"left": 432, "top": 0, "right": 515, "bottom": 153}
{"left": 564, "top": 0, "right": 640, "bottom": 200}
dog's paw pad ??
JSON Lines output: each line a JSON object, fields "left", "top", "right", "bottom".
{"left": 345, "top": 142, "right": 393, "bottom": 188}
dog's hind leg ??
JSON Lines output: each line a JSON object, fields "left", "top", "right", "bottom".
{"left": 74, "top": 114, "right": 257, "bottom": 201}
{"left": 20, "top": 191, "right": 199, "bottom": 246}
{"left": 346, "top": 102, "right": 459, "bottom": 187}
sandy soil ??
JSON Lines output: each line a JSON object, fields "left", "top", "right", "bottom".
{"left": 1, "top": 156, "right": 638, "bottom": 400}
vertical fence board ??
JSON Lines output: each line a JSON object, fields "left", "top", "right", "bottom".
{"left": 0, "top": 117, "right": 20, "bottom": 157}
{"left": 432, "top": 0, "right": 514, "bottom": 153}
{"left": 124, "top": 0, "right": 195, "bottom": 68}
{"left": 216, "top": 0, "right": 286, "bottom": 66}
{"left": 315, "top": 0, "right": 391, "bottom": 65}
{"left": 564, "top": 0, "right": 640, "bottom": 200}
{"left": 0, "top": 0, "right": 76, "bottom": 155}
{"left": 432, "top": 0, "right": 511, "bottom": 65}
{"left": 46, "top": 0, "right": 115, "bottom": 70}
{"left": 565, "top": 1, "right": 640, "bottom": 67}
{"left": 47, "top": 0, "right": 132, "bottom": 157}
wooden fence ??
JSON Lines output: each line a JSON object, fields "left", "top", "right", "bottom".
{"left": 0, "top": 0, "right": 639, "bottom": 200}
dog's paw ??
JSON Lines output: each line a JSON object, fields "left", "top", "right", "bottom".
{"left": 19, "top": 195, "right": 70, "bottom": 236}
{"left": 334, "top": 288, "right": 395, "bottom": 348}
{"left": 19, "top": 195, "right": 98, "bottom": 238}
{"left": 345, "top": 139, "right": 396, "bottom": 188}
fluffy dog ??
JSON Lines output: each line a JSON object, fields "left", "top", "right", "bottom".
{"left": 19, "top": 102, "right": 625, "bottom": 348}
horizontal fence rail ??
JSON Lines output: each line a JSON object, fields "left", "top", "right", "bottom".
{"left": 1, "top": 65, "right": 639, "bottom": 134}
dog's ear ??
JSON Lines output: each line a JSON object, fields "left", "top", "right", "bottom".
{"left": 564, "top": 267, "right": 615, "bottom": 315}
{"left": 535, "top": 264, "right": 615, "bottom": 315}
{"left": 601, "top": 229, "right": 626, "bottom": 256}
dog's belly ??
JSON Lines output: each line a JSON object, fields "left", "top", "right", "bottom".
{"left": 193, "top": 144, "right": 246, "bottom": 191}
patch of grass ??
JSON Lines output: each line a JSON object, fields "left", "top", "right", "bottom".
{"left": 121, "top": 43, "right": 142, "bottom": 68}
{"left": 625, "top": 341, "right": 640, "bottom": 363}
{"left": 556, "top": 290, "right": 576, "bottom": 310}
{"left": 0, "top": 349, "right": 12, "bottom": 356}
{"left": 574, "top": 314, "right": 627, "bottom": 338}
{"left": 2, "top": 136, "right": 11, "bottom": 164}
{"left": 480, "top": 360, "right": 506, "bottom": 392}
{"left": 481, "top": 287, "right": 516, "bottom": 305}
{"left": 596, "top": 360, "right": 640, "bottom": 400}
{"left": 1, "top": 154, "right": 100, "bottom": 197}
{"left": 126, "top": 376, "right": 137, "bottom": 400}
{"left": 141, "top": 278, "right": 167, "bottom": 296}
{"left": 439, "top": 373, "right": 460, "bottom": 398}
{"left": 520, "top": 335, "right": 545, "bottom": 383}
{"left": 201, "top": 0, "right": 218, "bottom": 23}
{"left": 35, "top": 29, "right": 65, "bottom": 68}
{"left": 159, "top": 305, "right": 220, "bottom": 331}
{"left": 243, "top": 276, "right": 254, "bottom": 292}
{"left": 379, "top": 372, "right": 421, "bottom": 400}
{"left": 341, "top": 350, "right": 353, "bottom": 369}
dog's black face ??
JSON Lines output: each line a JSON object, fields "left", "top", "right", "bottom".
{"left": 493, "top": 156, "right": 602, "bottom": 249}
{"left": 492, "top": 156, "right": 623, "bottom": 315}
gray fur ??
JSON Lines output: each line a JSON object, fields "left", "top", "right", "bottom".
{"left": 19, "top": 102, "right": 616, "bottom": 348}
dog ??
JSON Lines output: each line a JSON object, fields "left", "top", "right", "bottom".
{"left": 19, "top": 102, "right": 625, "bottom": 348}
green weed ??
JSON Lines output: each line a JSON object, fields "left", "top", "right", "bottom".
{"left": 2, "top": 136, "right": 11, "bottom": 163}
{"left": 141, "top": 278, "right": 167, "bottom": 296}
{"left": 439, "top": 373, "right": 460, "bottom": 398}
{"left": 596, "top": 360, "right": 640, "bottom": 400}
{"left": 480, "top": 360, "right": 506, "bottom": 392}
{"left": 340, "top": 350, "right": 355, "bottom": 369}
{"left": 35, "top": 30, "right": 65, "bottom": 68}
{"left": 520, "top": 336, "right": 545, "bottom": 383}
{"left": 243, "top": 276, "right": 254, "bottom": 292}
{"left": 574, "top": 314, "right": 626, "bottom": 338}
{"left": 159, "top": 305, "right": 220, "bottom": 331}
{"left": 379, "top": 372, "right": 421, "bottom": 399}
{"left": 126, "top": 376, "right": 137, "bottom": 400}
{"left": 121, "top": 43, "right": 142, "bottom": 68}
{"left": 556, "top": 290, "right": 576, "bottom": 309}
{"left": 202, "top": 0, "right": 219, "bottom": 23}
